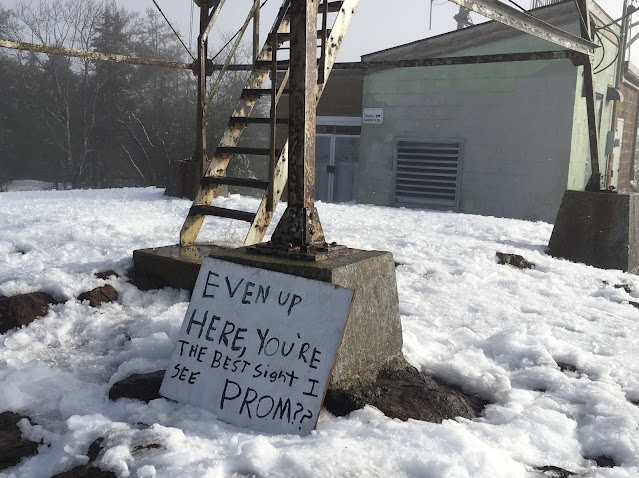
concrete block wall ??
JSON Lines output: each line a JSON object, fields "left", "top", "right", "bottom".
{"left": 358, "top": 59, "right": 577, "bottom": 222}
{"left": 357, "top": 8, "right": 624, "bottom": 223}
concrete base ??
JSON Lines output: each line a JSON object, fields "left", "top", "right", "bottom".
{"left": 133, "top": 245, "right": 406, "bottom": 389}
{"left": 164, "top": 159, "right": 201, "bottom": 200}
{"left": 548, "top": 190, "right": 639, "bottom": 273}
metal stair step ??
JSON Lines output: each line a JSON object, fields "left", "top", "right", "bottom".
{"left": 188, "top": 205, "right": 256, "bottom": 223}
{"left": 267, "top": 29, "right": 332, "bottom": 44}
{"left": 255, "top": 58, "right": 328, "bottom": 70}
{"left": 215, "top": 146, "right": 281, "bottom": 156}
{"left": 229, "top": 116, "right": 289, "bottom": 125}
{"left": 202, "top": 176, "right": 269, "bottom": 189}
{"left": 242, "top": 88, "right": 289, "bottom": 97}
{"left": 254, "top": 59, "right": 291, "bottom": 70}
{"left": 320, "top": 1, "right": 344, "bottom": 13}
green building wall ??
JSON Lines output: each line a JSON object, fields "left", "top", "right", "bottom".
{"left": 357, "top": 15, "right": 619, "bottom": 223}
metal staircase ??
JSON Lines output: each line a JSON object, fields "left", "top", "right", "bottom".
{"left": 180, "top": 0, "right": 359, "bottom": 246}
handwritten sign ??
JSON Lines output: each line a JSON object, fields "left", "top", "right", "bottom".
{"left": 362, "top": 107, "right": 384, "bottom": 124}
{"left": 160, "top": 257, "right": 354, "bottom": 436}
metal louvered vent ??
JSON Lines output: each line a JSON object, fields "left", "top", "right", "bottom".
{"left": 393, "top": 139, "right": 462, "bottom": 209}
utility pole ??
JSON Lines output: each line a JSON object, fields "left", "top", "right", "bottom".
{"left": 618, "top": 0, "right": 631, "bottom": 86}
{"left": 604, "top": 0, "right": 635, "bottom": 188}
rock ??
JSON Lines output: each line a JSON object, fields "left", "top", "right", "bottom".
{"left": 592, "top": 455, "right": 616, "bottom": 468}
{"left": 51, "top": 466, "right": 117, "bottom": 478}
{"left": 0, "top": 412, "right": 40, "bottom": 470}
{"left": 49, "top": 437, "right": 117, "bottom": 478}
{"left": 95, "top": 270, "right": 119, "bottom": 280}
{"left": 534, "top": 465, "right": 577, "bottom": 477}
{"left": 324, "top": 366, "right": 485, "bottom": 422}
{"left": 126, "top": 268, "right": 165, "bottom": 291}
{"left": 0, "top": 292, "right": 58, "bottom": 334}
{"left": 109, "top": 370, "right": 165, "bottom": 403}
{"left": 496, "top": 252, "right": 535, "bottom": 269}
{"left": 556, "top": 362, "right": 577, "bottom": 373}
{"left": 77, "top": 285, "right": 118, "bottom": 307}
{"left": 613, "top": 283, "right": 633, "bottom": 293}
{"left": 87, "top": 438, "right": 105, "bottom": 462}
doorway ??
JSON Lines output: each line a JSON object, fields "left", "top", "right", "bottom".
{"left": 315, "top": 117, "right": 361, "bottom": 203}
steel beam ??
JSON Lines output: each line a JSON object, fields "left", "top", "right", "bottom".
{"left": 335, "top": 50, "right": 588, "bottom": 71}
{"left": 447, "top": 0, "right": 596, "bottom": 56}
{"left": 0, "top": 39, "right": 192, "bottom": 70}
{"left": 269, "top": 0, "right": 326, "bottom": 248}
{"left": 200, "top": 0, "right": 225, "bottom": 44}
{"left": 576, "top": 0, "right": 601, "bottom": 191}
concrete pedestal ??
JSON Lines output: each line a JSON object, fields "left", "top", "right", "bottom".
{"left": 133, "top": 245, "right": 406, "bottom": 389}
{"left": 548, "top": 190, "right": 639, "bottom": 273}
{"left": 164, "top": 160, "right": 201, "bottom": 200}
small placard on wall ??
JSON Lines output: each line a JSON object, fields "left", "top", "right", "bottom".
{"left": 160, "top": 257, "right": 354, "bottom": 436}
{"left": 362, "top": 107, "right": 384, "bottom": 124}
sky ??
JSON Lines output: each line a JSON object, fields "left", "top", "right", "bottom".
{"left": 120, "top": 0, "right": 626, "bottom": 62}
{"left": 1, "top": 0, "right": 630, "bottom": 61}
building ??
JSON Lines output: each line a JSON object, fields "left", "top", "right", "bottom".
{"left": 342, "top": 1, "right": 634, "bottom": 223}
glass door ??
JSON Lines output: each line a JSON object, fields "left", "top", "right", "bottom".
{"left": 315, "top": 133, "right": 360, "bottom": 202}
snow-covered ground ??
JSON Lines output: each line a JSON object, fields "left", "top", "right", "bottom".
{"left": 1, "top": 187, "right": 638, "bottom": 478}
{"left": 2, "top": 181, "right": 56, "bottom": 192}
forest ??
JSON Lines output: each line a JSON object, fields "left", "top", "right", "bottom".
{"left": 0, "top": 0, "right": 256, "bottom": 191}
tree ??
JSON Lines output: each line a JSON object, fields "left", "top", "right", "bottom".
{"left": 91, "top": 1, "right": 141, "bottom": 186}
{"left": 12, "top": 0, "right": 106, "bottom": 188}
{"left": 125, "top": 7, "right": 194, "bottom": 186}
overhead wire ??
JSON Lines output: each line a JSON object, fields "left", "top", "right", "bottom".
{"left": 151, "top": 0, "right": 195, "bottom": 61}
{"left": 189, "top": 0, "right": 194, "bottom": 54}
{"left": 593, "top": 29, "right": 606, "bottom": 71}
{"left": 595, "top": 5, "right": 637, "bottom": 32}
{"left": 594, "top": 25, "right": 621, "bottom": 74}
{"left": 505, "top": 0, "right": 527, "bottom": 12}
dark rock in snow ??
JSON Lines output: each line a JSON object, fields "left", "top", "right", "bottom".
{"left": 0, "top": 292, "right": 58, "bottom": 334}
{"left": 109, "top": 370, "right": 165, "bottom": 403}
{"left": 534, "top": 465, "right": 577, "bottom": 477}
{"left": 324, "top": 365, "right": 485, "bottom": 422}
{"left": 51, "top": 466, "right": 116, "bottom": 478}
{"left": 496, "top": 252, "right": 535, "bottom": 269}
{"left": 50, "top": 437, "right": 116, "bottom": 478}
{"left": 87, "top": 437, "right": 105, "bottom": 462}
{"left": 592, "top": 455, "right": 617, "bottom": 468}
{"left": 613, "top": 283, "right": 633, "bottom": 293}
{"left": 126, "top": 268, "right": 165, "bottom": 291}
{"left": 77, "top": 285, "right": 118, "bottom": 307}
{"left": 0, "top": 412, "right": 40, "bottom": 470}
{"left": 557, "top": 362, "right": 578, "bottom": 373}
{"left": 95, "top": 270, "right": 120, "bottom": 280}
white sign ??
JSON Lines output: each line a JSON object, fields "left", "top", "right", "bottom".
{"left": 362, "top": 108, "right": 384, "bottom": 124}
{"left": 160, "top": 257, "right": 354, "bottom": 436}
